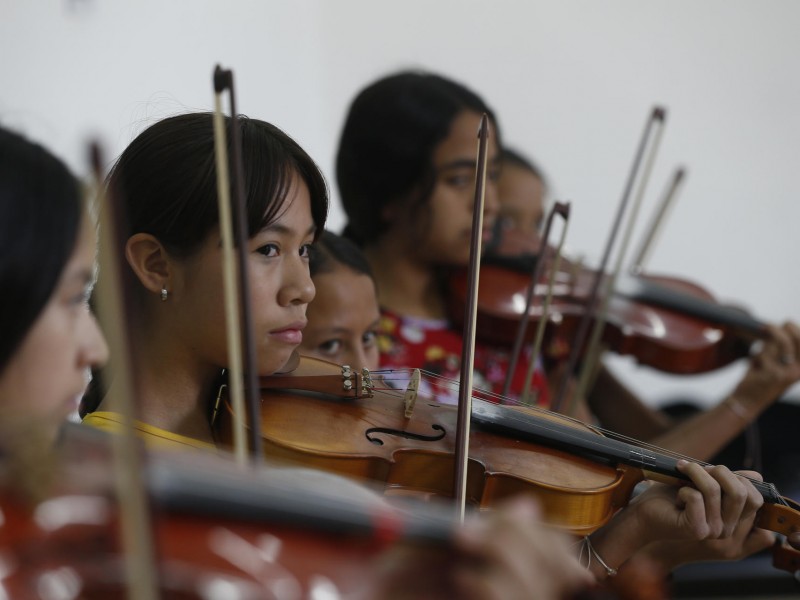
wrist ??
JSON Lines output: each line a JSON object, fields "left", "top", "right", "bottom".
{"left": 576, "top": 535, "right": 617, "bottom": 581}
{"left": 583, "top": 506, "right": 651, "bottom": 580}
{"left": 722, "top": 395, "right": 753, "bottom": 421}
{"left": 722, "top": 390, "right": 769, "bottom": 422}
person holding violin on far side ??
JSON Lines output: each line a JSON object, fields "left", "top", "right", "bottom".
{"left": 496, "top": 146, "right": 800, "bottom": 482}
{"left": 298, "top": 230, "right": 382, "bottom": 371}
{"left": 334, "top": 69, "right": 785, "bottom": 581}
{"left": 74, "top": 111, "right": 600, "bottom": 600}
{"left": 489, "top": 148, "right": 548, "bottom": 257}
{"left": 337, "top": 72, "right": 552, "bottom": 407}
{"left": 0, "top": 125, "right": 109, "bottom": 446}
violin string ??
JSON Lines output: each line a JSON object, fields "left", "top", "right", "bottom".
{"left": 368, "top": 369, "right": 779, "bottom": 497}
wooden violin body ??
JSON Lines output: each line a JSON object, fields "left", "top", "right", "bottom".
{"left": 215, "top": 358, "right": 649, "bottom": 535}
{"left": 447, "top": 257, "right": 757, "bottom": 374}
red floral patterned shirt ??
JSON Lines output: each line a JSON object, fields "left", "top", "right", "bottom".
{"left": 377, "top": 308, "right": 550, "bottom": 407}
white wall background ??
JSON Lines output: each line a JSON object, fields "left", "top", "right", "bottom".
{"left": 2, "top": 0, "right": 798, "bottom": 407}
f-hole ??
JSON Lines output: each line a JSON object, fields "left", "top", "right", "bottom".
{"left": 366, "top": 425, "right": 447, "bottom": 446}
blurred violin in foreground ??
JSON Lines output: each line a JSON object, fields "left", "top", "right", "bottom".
{"left": 0, "top": 422, "right": 472, "bottom": 599}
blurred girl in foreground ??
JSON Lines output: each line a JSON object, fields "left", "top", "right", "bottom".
{"left": 0, "top": 125, "right": 108, "bottom": 444}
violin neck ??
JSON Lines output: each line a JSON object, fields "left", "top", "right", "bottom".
{"left": 615, "top": 275, "right": 767, "bottom": 338}
{"left": 470, "top": 400, "right": 784, "bottom": 506}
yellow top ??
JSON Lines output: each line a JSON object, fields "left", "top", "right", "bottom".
{"left": 81, "top": 411, "right": 217, "bottom": 452}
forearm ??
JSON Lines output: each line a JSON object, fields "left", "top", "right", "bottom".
{"left": 588, "top": 365, "right": 672, "bottom": 440}
{"left": 650, "top": 392, "right": 766, "bottom": 462}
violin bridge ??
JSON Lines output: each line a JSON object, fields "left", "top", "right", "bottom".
{"left": 404, "top": 369, "right": 421, "bottom": 418}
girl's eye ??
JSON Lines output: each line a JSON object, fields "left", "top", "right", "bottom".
{"left": 318, "top": 339, "right": 342, "bottom": 356}
{"left": 443, "top": 173, "right": 472, "bottom": 187}
{"left": 300, "top": 244, "right": 312, "bottom": 259}
{"left": 257, "top": 244, "right": 279, "bottom": 257}
{"left": 363, "top": 330, "right": 377, "bottom": 347}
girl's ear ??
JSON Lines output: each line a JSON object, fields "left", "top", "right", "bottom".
{"left": 125, "top": 233, "right": 172, "bottom": 296}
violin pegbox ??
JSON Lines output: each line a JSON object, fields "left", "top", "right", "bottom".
{"left": 259, "top": 358, "right": 373, "bottom": 399}
{"left": 340, "top": 365, "right": 374, "bottom": 399}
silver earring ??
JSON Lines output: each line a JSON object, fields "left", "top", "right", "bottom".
{"left": 161, "top": 287, "right": 168, "bottom": 302}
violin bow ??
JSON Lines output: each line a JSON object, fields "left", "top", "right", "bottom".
{"left": 502, "top": 201, "right": 571, "bottom": 401}
{"left": 553, "top": 106, "right": 666, "bottom": 413}
{"left": 453, "top": 113, "right": 490, "bottom": 521}
{"left": 570, "top": 106, "right": 668, "bottom": 411}
{"left": 212, "top": 66, "right": 263, "bottom": 463}
{"left": 90, "top": 143, "right": 159, "bottom": 597}
{"left": 626, "top": 165, "right": 768, "bottom": 475}
{"left": 629, "top": 167, "right": 686, "bottom": 276}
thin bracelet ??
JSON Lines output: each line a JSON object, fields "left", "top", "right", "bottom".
{"left": 584, "top": 536, "right": 618, "bottom": 577}
{"left": 723, "top": 397, "right": 750, "bottom": 421}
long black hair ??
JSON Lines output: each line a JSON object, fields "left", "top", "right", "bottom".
{"left": 336, "top": 70, "right": 499, "bottom": 246}
{"left": 0, "top": 126, "right": 82, "bottom": 372}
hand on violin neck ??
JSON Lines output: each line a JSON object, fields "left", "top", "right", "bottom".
{"left": 621, "top": 462, "right": 771, "bottom": 570}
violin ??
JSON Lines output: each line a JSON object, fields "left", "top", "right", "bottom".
{"left": 0, "top": 421, "right": 466, "bottom": 598}
{"left": 211, "top": 356, "right": 800, "bottom": 579}
{"left": 214, "top": 357, "right": 629, "bottom": 534}
{"left": 447, "top": 247, "right": 766, "bottom": 375}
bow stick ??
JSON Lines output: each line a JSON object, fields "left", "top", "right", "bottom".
{"left": 91, "top": 143, "right": 159, "bottom": 598}
{"left": 502, "top": 201, "right": 571, "bottom": 401}
{"left": 629, "top": 167, "right": 686, "bottom": 276}
{"left": 454, "top": 114, "right": 490, "bottom": 521}
{"left": 212, "top": 66, "right": 263, "bottom": 463}
{"left": 553, "top": 107, "right": 666, "bottom": 413}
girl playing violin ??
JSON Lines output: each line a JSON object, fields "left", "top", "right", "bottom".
{"left": 0, "top": 125, "right": 109, "bottom": 444}
{"left": 299, "top": 230, "right": 381, "bottom": 370}
{"left": 337, "top": 71, "right": 552, "bottom": 407}
{"left": 81, "top": 113, "right": 325, "bottom": 450}
{"left": 492, "top": 148, "right": 548, "bottom": 255}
